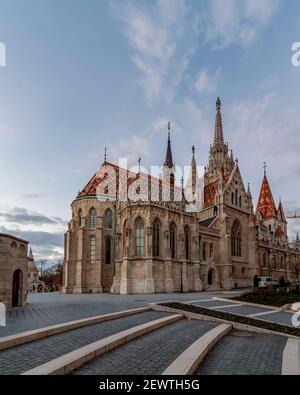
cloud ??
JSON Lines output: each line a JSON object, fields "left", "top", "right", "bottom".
{"left": 0, "top": 207, "right": 57, "bottom": 225}
{"left": 22, "top": 193, "right": 47, "bottom": 200}
{"left": 197, "top": 0, "right": 281, "bottom": 48}
{"left": 194, "top": 69, "right": 221, "bottom": 95}
{"left": 109, "top": 134, "right": 151, "bottom": 167}
{"left": 0, "top": 207, "right": 67, "bottom": 260}
{"left": 110, "top": 0, "right": 196, "bottom": 104}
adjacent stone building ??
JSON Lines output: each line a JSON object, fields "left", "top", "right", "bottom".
{"left": 63, "top": 98, "right": 300, "bottom": 294}
{"left": 0, "top": 233, "right": 29, "bottom": 308}
{"left": 27, "top": 248, "right": 46, "bottom": 293}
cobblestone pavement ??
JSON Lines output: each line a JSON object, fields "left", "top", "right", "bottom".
{"left": 217, "top": 305, "right": 273, "bottom": 316}
{"left": 0, "top": 311, "right": 170, "bottom": 375}
{"left": 197, "top": 330, "right": 287, "bottom": 375}
{"left": 0, "top": 292, "right": 220, "bottom": 338}
{"left": 73, "top": 319, "right": 217, "bottom": 375}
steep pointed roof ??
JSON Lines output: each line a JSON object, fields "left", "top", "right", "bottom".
{"left": 255, "top": 175, "right": 277, "bottom": 219}
{"left": 164, "top": 122, "right": 174, "bottom": 168}
{"left": 214, "top": 97, "right": 224, "bottom": 144}
{"left": 28, "top": 247, "right": 34, "bottom": 260}
{"left": 277, "top": 200, "right": 287, "bottom": 223}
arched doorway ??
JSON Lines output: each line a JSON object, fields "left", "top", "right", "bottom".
{"left": 208, "top": 269, "right": 214, "bottom": 286}
{"left": 12, "top": 270, "right": 23, "bottom": 307}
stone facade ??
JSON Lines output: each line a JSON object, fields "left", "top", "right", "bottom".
{"left": 0, "top": 233, "right": 28, "bottom": 308}
{"left": 63, "top": 98, "right": 300, "bottom": 295}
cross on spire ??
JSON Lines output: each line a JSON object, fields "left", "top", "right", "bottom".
{"left": 263, "top": 162, "right": 267, "bottom": 177}
{"left": 104, "top": 147, "right": 107, "bottom": 163}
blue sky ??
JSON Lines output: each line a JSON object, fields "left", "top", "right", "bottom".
{"left": 0, "top": 0, "right": 299, "bottom": 259}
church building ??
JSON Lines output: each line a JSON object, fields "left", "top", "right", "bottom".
{"left": 62, "top": 99, "right": 300, "bottom": 294}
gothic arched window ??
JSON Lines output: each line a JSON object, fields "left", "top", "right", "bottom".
{"left": 135, "top": 217, "right": 144, "bottom": 256}
{"left": 239, "top": 195, "right": 242, "bottom": 208}
{"left": 202, "top": 242, "right": 207, "bottom": 261}
{"left": 231, "top": 219, "right": 242, "bottom": 257}
{"left": 78, "top": 209, "right": 82, "bottom": 227}
{"left": 231, "top": 192, "right": 234, "bottom": 205}
{"left": 104, "top": 209, "right": 113, "bottom": 229}
{"left": 170, "top": 223, "right": 177, "bottom": 259}
{"left": 235, "top": 189, "right": 238, "bottom": 206}
{"left": 90, "top": 208, "right": 97, "bottom": 228}
{"left": 184, "top": 226, "right": 190, "bottom": 260}
{"left": 152, "top": 219, "right": 160, "bottom": 257}
{"left": 105, "top": 237, "right": 112, "bottom": 265}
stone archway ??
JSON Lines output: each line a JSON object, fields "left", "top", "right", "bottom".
{"left": 12, "top": 269, "right": 23, "bottom": 307}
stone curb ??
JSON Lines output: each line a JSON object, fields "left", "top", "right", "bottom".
{"left": 150, "top": 304, "right": 299, "bottom": 339}
{"left": 0, "top": 307, "right": 150, "bottom": 351}
{"left": 21, "top": 314, "right": 183, "bottom": 375}
{"left": 282, "top": 338, "right": 300, "bottom": 375}
{"left": 162, "top": 324, "right": 232, "bottom": 375}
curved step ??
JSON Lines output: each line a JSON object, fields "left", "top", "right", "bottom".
{"left": 0, "top": 307, "right": 150, "bottom": 351}
{"left": 162, "top": 324, "right": 232, "bottom": 375}
{"left": 22, "top": 314, "right": 183, "bottom": 375}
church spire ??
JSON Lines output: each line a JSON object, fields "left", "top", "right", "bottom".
{"left": 191, "top": 146, "right": 197, "bottom": 194}
{"left": 214, "top": 97, "right": 224, "bottom": 144}
{"left": 164, "top": 121, "right": 174, "bottom": 168}
{"left": 255, "top": 167, "right": 276, "bottom": 220}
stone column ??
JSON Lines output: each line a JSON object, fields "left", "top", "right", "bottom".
{"left": 145, "top": 226, "right": 154, "bottom": 294}
{"left": 164, "top": 230, "right": 174, "bottom": 293}
{"left": 120, "top": 227, "right": 131, "bottom": 294}
{"left": 62, "top": 231, "right": 70, "bottom": 294}
{"left": 74, "top": 227, "right": 83, "bottom": 293}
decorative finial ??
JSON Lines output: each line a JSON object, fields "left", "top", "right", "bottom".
{"left": 263, "top": 162, "right": 267, "bottom": 177}
{"left": 168, "top": 121, "right": 171, "bottom": 141}
{"left": 216, "top": 97, "right": 221, "bottom": 109}
{"left": 192, "top": 145, "right": 195, "bottom": 154}
{"left": 138, "top": 157, "right": 141, "bottom": 173}
{"left": 104, "top": 147, "right": 107, "bottom": 163}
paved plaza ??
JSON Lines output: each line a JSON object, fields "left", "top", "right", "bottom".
{"left": 0, "top": 291, "right": 296, "bottom": 338}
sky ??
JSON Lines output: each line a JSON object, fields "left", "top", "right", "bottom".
{"left": 0, "top": 0, "right": 299, "bottom": 260}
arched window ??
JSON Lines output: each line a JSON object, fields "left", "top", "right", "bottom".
{"left": 135, "top": 218, "right": 144, "bottom": 256}
{"left": 11, "top": 242, "right": 17, "bottom": 249}
{"left": 210, "top": 243, "right": 213, "bottom": 258}
{"left": 90, "top": 236, "right": 96, "bottom": 263}
{"left": 105, "top": 237, "right": 112, "bottom": 265}
{"left": 239, "top": 195, "right": 242, "bottom": 208}
{"left": 235, "top": 189, "right": 238, "bottom": 206}
{"left": 78, "top": 210, "right": 82, "bottom": 227}
{"left": 184, "top": 226, "right": 190, "bottom": 260}
{"left": 231, "top": 219, "right": 242, "bottom": 257}
{"left": 170, "top": 223, "right": 177, "bottom": 259}
{"left": 263, "top": 253, "right": 267, "bottom": 267}
{"left": 90, "top": 208, "right": 97, "bottom": 228}
{"left": 104, "top": 209, "right": 113, "bottom": 229}
{"left": 231, "top": 192, "right": 234, "bottom": 205}
{"left": 123, "top": 220, "right": 127, "bottom": 257}
{"left": 152, "top": 219, "right": 160, "bottom": 257}
{"left": 202, "top": 242, "right": 207, "bottom": 261}
{"left": 170, "top": 173, "right": 175, "bottom": 188}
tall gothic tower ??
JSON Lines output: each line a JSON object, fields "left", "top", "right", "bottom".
{"left": 205, "top": 98, "right": 234, "bottom": 184}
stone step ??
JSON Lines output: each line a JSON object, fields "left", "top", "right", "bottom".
{"left": 0, "top": 311, "right": 171, "bottom": 375}
{"left": 72, "top": 319, "right": 219, "bottom": 375}
{"left": 197, "top": 329, "right": 288, "bottom": 375}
